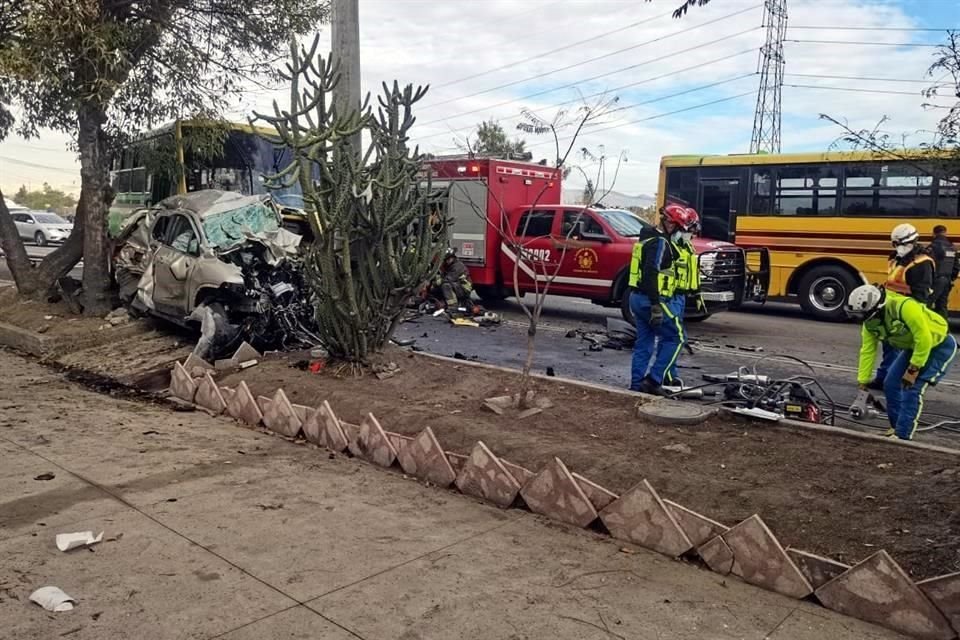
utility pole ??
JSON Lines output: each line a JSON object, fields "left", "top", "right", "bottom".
{"left": 750, "top": 0, "right": 787, "bottom": 154}
{"left": 331, "top": 0, "right": 362, "bottom": 155}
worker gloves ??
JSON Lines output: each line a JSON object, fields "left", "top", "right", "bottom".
{"left": 902, "top": 365, "right": 921, "bottom": 388}
{"left": 649, "top": 304, "right": 664, "bottom": 328}
{"left": 849, "top": 388, "right": 870, "bottom": 419}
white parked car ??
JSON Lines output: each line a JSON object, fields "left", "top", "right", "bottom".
{"left": 12, "top": 211, "right": 73, "bottom": 246}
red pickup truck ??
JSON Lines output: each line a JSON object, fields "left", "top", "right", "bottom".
{"left": 423, "top": 155, "right": 768, "bottom": 321}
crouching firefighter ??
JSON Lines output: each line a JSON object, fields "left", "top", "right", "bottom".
{"left": 628, "top": 203, "right": 700, "bottom": 395}
{"left": 432, "top": 248, "right": 476, "bottom": 311}
{"left": 846, "top": 284, "right": 957, "bottom": 440}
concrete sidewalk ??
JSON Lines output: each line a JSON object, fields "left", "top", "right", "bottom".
{"left": 0, "top": 351, "right": 905, "bottom": 640}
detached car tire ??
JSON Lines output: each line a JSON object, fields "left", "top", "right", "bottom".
{"left": 798, "top": 265, "right": 859, "bottom": 322}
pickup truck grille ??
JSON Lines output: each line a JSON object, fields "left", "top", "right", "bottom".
{"left": 701, "top": 249, "right": 744, "bottom": 280}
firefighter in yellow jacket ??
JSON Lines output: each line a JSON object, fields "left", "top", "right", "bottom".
{"left": 847, "top": 285, "right": 957, "bottom": 440}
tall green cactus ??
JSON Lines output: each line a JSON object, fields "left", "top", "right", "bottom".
{"left": 252, "top": 36, "right": 443, "bottom": 362}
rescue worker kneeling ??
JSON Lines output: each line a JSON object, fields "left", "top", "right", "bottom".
{"left": 628, "top": 203, "right": 700, "bottom": 395}
{"left": 847, "top": 284, "right": 957, "bottom": 440}
{"left": 431, "top": 248, "right": 476, "bottom": 311}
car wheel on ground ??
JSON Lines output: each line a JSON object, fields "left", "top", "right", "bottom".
{"left": 34, "top": 231, "right": 47, "bottom": 247}
{"left": 797, "top": 265, "right": 859, "bottom": 322}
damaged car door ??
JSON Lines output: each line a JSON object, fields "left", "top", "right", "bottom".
{"left": 151, "top": 213, "right": 202, "bottom": 317}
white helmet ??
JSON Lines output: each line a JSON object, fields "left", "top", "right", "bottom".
{"left": 891, "top": 223, "right": 919, "bottom": 246}
{"left": 845, "top": 284, "right": 886, "bottom": 319}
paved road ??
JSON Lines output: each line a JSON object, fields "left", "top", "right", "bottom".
{"left": 395, "top": 296, "right": 960, "bottom": 448}
{"left": 0, "top": 245, "right": 83, "bottom": 284}
{"left": 0, "top": 350, "right": 903, "bottom": 640}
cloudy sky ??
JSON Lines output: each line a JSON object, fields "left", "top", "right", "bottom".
{"left": 2, "top": 0, "right": 958, "bottom": 197}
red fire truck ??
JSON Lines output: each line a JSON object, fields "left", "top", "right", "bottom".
{"left": 423, "top": 155, "right": 768, "bottom": 322}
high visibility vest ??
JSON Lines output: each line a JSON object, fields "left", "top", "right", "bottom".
{"left": 886, "top": 254, "right": 934, "bottom": 296}
{"left": 674, "top": 241, "right": 699, "bottom": 293}
{"left": 629, "top": 237, "right": 679, "bottom": 297}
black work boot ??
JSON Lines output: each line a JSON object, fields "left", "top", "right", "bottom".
{"left": 639, "top": 376, "right": 667, "bottom": 396}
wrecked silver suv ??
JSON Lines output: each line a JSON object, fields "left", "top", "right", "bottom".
{"left": 114, "top": 190, "right": 320, "bottom": 355}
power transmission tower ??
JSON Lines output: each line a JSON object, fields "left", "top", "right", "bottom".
{"left": 750, "top": 0, "right": 787, "bottom": 154}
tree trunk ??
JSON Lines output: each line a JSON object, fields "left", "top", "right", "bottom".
{"left": 77, "top": 104, "right": 113, "bottom": 316}
{"left": 33, "top": 187, "right": 87, "bottom": 286}
{"left": 0, "top": 189, "right": 42, "bottom": 294}
{"left": 517, "top": 319, "right": 537, "bottom": 409}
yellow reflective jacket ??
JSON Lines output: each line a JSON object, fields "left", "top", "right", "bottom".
{"left": 857, "top": 290, "right": 950, "bottom": 385}
{"left": 674, "top": 240, "right": 700, "bottom": 293}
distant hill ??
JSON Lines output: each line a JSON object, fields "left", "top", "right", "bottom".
{"left": 562, "top": 189, "right": 655, "bottom": 209}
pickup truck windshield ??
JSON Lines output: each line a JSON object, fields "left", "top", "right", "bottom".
{"left": 596, "top": 209, "right": 651, "bottom": 237}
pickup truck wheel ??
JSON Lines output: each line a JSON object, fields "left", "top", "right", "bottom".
{"left": 620, "top": 287, "right": 635, "bottom": 325}
{"left": 798, "top": 265, "right": 858, "bottom": 322}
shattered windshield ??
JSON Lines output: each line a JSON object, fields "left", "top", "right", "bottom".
{"left": 201, "top": 200, "right": 280, "bottom": 250}
{"left": 597, "top": 209, "right": 652, "bottom": 237}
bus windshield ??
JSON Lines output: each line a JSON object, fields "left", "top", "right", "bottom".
{"left": 185, "top": 130, "right": 304, "bottom": 201}
{"left": 597, "top": 209, "right": 652, "bottom": 237}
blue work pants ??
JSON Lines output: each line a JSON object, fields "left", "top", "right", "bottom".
{"left": 883, "top": 335, "right": 957, "bottom": 440}
{"left": 630, "top": 291, "right": 686, "bottom": 389}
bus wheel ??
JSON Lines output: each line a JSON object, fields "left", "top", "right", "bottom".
{"left": 798, "top": 265, "right": 858, "bottom": 322}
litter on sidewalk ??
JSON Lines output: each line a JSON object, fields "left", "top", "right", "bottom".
{"left": 29, "top": 586, "right": 77, "bottom": 612}
{"left": 56, "top": 531, "right": 104, "bottom": 552}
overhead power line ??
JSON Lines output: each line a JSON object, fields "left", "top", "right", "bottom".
{"left": 0, "top": 156, "right": 79, "bottom": 175}
{"left": 524, "top": 91, "right": 756, "bottom": 150}
{"left": 422, "top": 4, "right": 762, "bottom": 110}
{"left": 417, "top": 48, "right": 758, "bottom": 142}
{"left": 785, "top": 73, "right": 947, "bottom": 84}
{"left": 783, "top": 84, "right": 928, "bottom": 96}
{"left": 790, "top": 25, "right": 959, "bottom": 32}
{"left": 432, "top": 7, "right": 676, "bottom": 89}
{"left": 785, "top": 39, "right": 941, "bottom": 47}
{"left": 417, "top": 26, "right": 763, "bottom": 128}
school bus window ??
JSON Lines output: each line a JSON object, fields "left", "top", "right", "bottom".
{"left": 666, "top": 167, "right": 697, "bottom": 207}
{"left": 937, "top": 177, "right": 959, "bottom": 217}
{"left": 841, "top": 164, "right": 879, "bottom": 216}
{"left": 774, "top": 165, "right": 839, "bottom": 216}
{"left": 749, "top": 168, "right": 771, "bottom": 214}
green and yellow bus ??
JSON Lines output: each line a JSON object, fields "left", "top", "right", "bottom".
{"left": 658, "top": 150, "right": 959, "bottom": 320}
{"left": 108, "top": 119, "right": 310, "bottom": 236}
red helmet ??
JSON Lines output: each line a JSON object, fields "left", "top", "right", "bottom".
{"left": 661, "top": 202, "right": 699, "bottom": 231}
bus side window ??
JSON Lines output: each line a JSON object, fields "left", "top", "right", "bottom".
{"left": 666, "top": 168, "right": 697, "bottom": 207}
{"left": 937, "top": 177, "right": 959, "bottom": 217}
{"left": 750, "top": 168, "right": 771, "bottom": 214}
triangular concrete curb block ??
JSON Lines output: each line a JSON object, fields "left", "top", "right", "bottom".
{"left": 348, "top": 413, "right": 397, "bottom": 468}
{"left": 572, "top": 472, "right": 619, "bottom": 512}
{"left": 917, "top": 571, "right": 960, "bottom": 635}
{"left": 233, "top": 341, "right": 262, "bottom": 363}
{"left": 261, "top": 388, "right": 302, "bottom": 438}
{"left": 219, "top": 386, "right": 235, "bottom": 405}
{"left": 599, "top": 479, "right": 693, "bottom": 558}
{"left": 397, "top": 427, "right": 457, "bottom": 487}
{"left": 194, "top": 373, "right": 226, "bottom": 415}
{"left": 699, "top": 535, "right": 734, "bottom": 575}
{"left": 183, "top": 353, "right": 213, "bottom": 376}
{"left": 664, "top": 499, "right": 728, "bottom": 548}
{"left": 454, "top": 441, "right": 521, "bottom": 508}
{"left": 786, "top": 548, "right": 851, "bottom": 591}
{"left": 169, "top": 361, "right": 197, "bottom": 403}
{"left": 386, "top": 432, "right": 413, "bottom": 456}
{"left": 816, "top": 551, "right": 954, "bottom": 640}
{"left": 520, "top": 457, "right": 598, "bottom": 528}
{"left": 722, "top": 515, "right": 812, "bottom": 599}
{"left": 226, "top": 381, "right": 262, "bottom": 426}
{"left": 501, "top": 459, "right": 535, "bottom": 487}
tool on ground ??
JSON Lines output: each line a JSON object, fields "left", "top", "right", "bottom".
{"left": 849, "top": 388, "right": 870, "bottom": 419}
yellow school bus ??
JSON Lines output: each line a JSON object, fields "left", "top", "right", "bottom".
{"left": 658, "top": 150, "right": 959, "bottom": 320}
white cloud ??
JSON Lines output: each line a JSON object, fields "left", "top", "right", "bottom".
{"left": 1, "top": 0, "right": 951, "bottom": 197}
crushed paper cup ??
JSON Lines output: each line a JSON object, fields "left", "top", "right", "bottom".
{"left": 30, "top": 586, "right": 77, "bottom": 612}
{"left": 56, "top": 531, "right": 104, "bottom": 552}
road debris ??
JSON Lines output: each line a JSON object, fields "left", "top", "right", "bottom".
{"left": 56, "top": 531, "right": 104, "bottom": 552}
{"left": 34, "top": 472, "right": 55, "bottom": 481}
{"left": 30, "top": 586, "right": 77, "bottom": 612}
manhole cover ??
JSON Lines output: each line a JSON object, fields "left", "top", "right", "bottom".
{"left": 637, "top": 401, "right": 716, "bottom": 426}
